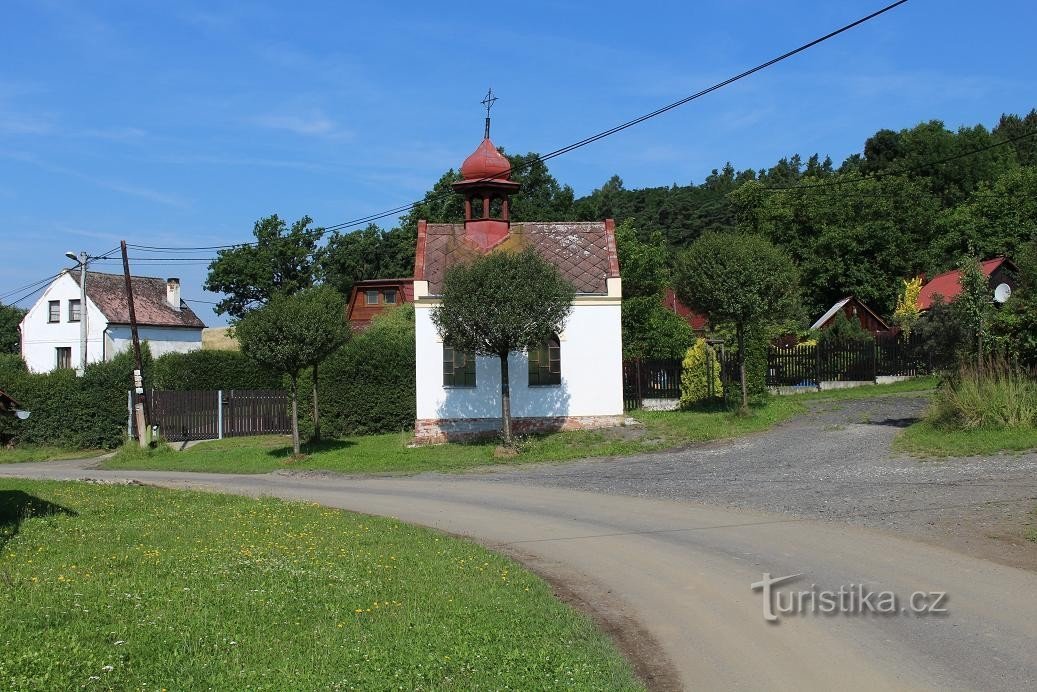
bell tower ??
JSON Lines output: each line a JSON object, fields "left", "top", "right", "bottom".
{"left": 451, "top": 88, "right": 521, "bottom": 251}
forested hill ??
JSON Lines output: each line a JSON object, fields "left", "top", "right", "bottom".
{"left": 321, "top": 108, "right": 1037, "bottom": 320}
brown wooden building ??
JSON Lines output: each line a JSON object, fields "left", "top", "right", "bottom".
{"left": 346, "top": 278, "right": 414, "bottom": 330}
{"left": 811, "top": 296, "right": 892, "bottom": 337}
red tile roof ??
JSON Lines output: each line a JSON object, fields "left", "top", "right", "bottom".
{"left": 73, "top": 271, "right": 206, "bottom": 329}
{"left": 416, "top": 221, "right": 619, "bottom": 295}
{"left": 661, "top": 288, "right": 709, "bottom": 331}
{"left": 916, "top": 258, "right": 1007, "bottom": 310}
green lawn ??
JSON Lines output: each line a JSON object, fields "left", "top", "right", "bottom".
{"left": 0, "top": 479, "right": 641, "bottom": 690}
{"left": 894, "top": 420, "right": 1037, "bottom": 457}
{"left": 799, "top": 375, "right": 938, "bottom": 400}
{"left": 104, "top": 398, "right": 806, "bottom": 475}
{"left": 0, "top": 446, "right": 107, "bottom": 464}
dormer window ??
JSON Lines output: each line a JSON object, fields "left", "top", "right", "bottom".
{"left": 365, "top": 290, "right": 379, "bottom": 305}
{"left": 383, "top": 289, "right": 397, "bottom": 305}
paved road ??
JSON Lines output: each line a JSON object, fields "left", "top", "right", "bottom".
{"left": 4, "top": 411, "right": 1037, "bottom": 690}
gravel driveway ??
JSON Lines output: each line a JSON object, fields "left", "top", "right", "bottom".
{"left": 461, "top": 393, "right": 1037, "bottom": 569}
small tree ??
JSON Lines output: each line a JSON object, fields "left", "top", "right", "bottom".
{"left": 235, "top": 287, "right": 348, "bottom": 455}
{"left": 679, "top": 339, "right": 722, "bottom": 408}
{"left": 0, "top": 303, "right": 26, "bottom": 354}
{"left": 892, "top": 276, "right": 923, "bottom": 337}
{"left": 954, "top": 253, "right": 992, "bottom": 370}
{"left": 432, "top": 248, "right": 575, "bottom": 445}
{"left": 674, "top": 233, "right": 799, "bottom": 414}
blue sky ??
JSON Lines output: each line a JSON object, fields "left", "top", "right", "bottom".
{"left": 2, "top": 0, "right": 1035, "bottom": 325}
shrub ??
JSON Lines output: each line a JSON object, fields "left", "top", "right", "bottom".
{"left": 315, "top": 304, "right": 416, "bottom": 436}
{"left": 680, "top": 339, "right": 723, "bottom": 408}
{"left": 743, "top": 325, "right": 769, "bottom": 399}
{"left": 928, "top": 360, "right": 1037, "bottom": 430}
{"left": 152, "top": 349, "right": 281, "bottom": 391}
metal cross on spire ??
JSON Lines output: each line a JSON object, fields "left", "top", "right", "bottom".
{"left": 481, "top": 87, "right": 497, "bottom": 139}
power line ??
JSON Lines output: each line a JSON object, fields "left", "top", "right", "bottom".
{"left": 762, "top": 129, "right": 1037, "bottom": 193}
{"left": 125, "top": 0, "right": 911, "bottom": 252}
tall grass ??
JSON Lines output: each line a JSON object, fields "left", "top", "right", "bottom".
{"left": 929, "top": 359, "right": 1037, "bottom": 430}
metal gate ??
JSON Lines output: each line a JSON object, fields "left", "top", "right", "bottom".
{"left": 130, "top": 389, "right": 291, "bottom": 442}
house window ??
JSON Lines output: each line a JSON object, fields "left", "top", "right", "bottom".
{"left": 365, "top": 290, "right": 379, "bottom": 305}
{"left": 55, "top": 347, "right": 72, "bottom": 369}
{"left": 443, "top": 345, "right": 476, "bottom": 387}
{"left": 69, "top": 299, "right": 82, "bottom": 322}
{"left": 383, "top": 288, "right": 397, "bottom": 305}
{"left": 528, "top": 334, "right": 561, "bottom": 386}
{"left": 48, "top": 301, "right": 60, "bottom": 323}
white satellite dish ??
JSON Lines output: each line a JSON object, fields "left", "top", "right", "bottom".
{"left": 15, "top": 410, "right": 30, "bottom": 420}
{"left": 993, "top": 283, "right": 1012, "bottom": 304}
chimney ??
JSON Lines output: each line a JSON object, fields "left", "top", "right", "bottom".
{"left": 166, "top": 278, "right": 181, "bottom": 311}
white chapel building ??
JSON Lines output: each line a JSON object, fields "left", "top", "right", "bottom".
{"left": 412, "top": 130, "right": 624, "bottom": 442}
{"left": 20, "top": 271, "right": 205, "bottom": 373}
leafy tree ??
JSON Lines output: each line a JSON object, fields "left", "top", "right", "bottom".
{"left": 993, "top": 109, "right": 1037, "bottom": 167}
{"left": 674, "top": 233, "right": 799, "bottom": 413}
{"left": 0, "top": 303, "right": 26, "bottom": 354}
{"left": 988, "top": 239, "right": 1037, "bottom": 366}
{"left": 621, "top": 296, "right": 695, "bottom": 360}
{"left": 953, "top": 253, "right": 993, "bottom": 369}
{"left": 235, "top": 287, "right": 348, "bottom": 455}
{"left": 817, "top": 311, "right": 874, "bottom": 348}
{"left": 614, "top": 220, "right": 667, "bottom": 298}
{"left": 318, "top": 224, "right": 415, "bottom": 298}
{"left": 892, "top": 277, "right": 923, "bottom": 337}
{"left": 431, "top": 248, "right": 575, "bottom": 444}
{"left": 205, "top": 215, "right": 324, "bottom": 317}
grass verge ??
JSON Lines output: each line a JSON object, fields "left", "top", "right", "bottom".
{"left": 894, "top": 420, "right": 1037, "bottom": 457}
{"left": 798, "top": 375, "right": 938, "bottom": 401}
{"left": 0, "top": 446, "right": 107, "bottom": 464}
{"left": 0, "top": 479, "right": 642, "bottom": 690}
{"left": 103, "top": 398, "right": 805, "bottom": 475}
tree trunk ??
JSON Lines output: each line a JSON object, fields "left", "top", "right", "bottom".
{"left": 311, "top": 362, "right": 321, "bottom": 444}
{"left": 290, "top": 374, "right": 300, "bottom": 456}
{"left": 499, "top": 352, "right": 513, "bottom": 445}
{"left": 737, "top": 325, "right": 749, "bottom": 415}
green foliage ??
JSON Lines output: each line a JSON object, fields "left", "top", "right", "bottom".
{"left": 235, "top": 286, "right": 349, "bottom": 454}
{"left": 621, "top": 296, "right": 695, "bottom": 360}
{"left": 317, "top": 224, "right": 416, "bottom": 299}
{"left": 433, "top": 248, "right": 575, "bottom": 358}
{"left": 1, "top": 347, "right": 150, "bottom": 450}
{"left": 914, "top": 299, "right": 966, "bottom": 372}
{"left": 892, "top": 277, "right": 923, "bottom": 337}
{"left": 674, "top": 232, "right": 798, "bottom": 410}
{"left": 817, "top": 311, "right": 874, "bottom": 348}
{"left": 614, "top": 220, "right": 667, "bottom": 298}
{"left": 0, "top": 303, "right": 25, "bottom": 354}
{"left": 742, "top": 325, "right": 769, "bottom": 399}
{"left": 928, "top": 361, "right": 1037, "bottom": 431}
{"left": 953, "top": 253, "right": 993, "bottom": 364}
{"left": 204, "top": 214, "right": 324, "bottom": 317}
{"left": 679, "top": 339, "right": 722, "bottom": 408}
{"left": 151, "top": 349, "right": 281, "bottom": 391}
{"left": 316, "top": 304, "right": 416, "bottom": 436}
{"left": 988, "top": 240, "right": 1037, "bottom": 367}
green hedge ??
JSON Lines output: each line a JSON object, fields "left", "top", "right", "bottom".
{"left": 1, "top": 348, "right": 149, "bottom": 449}
{"left": 152, "top": 349, "right": 280, "bottom": 391}
{"left": 298, "top": 305, "right": 416, "bottom": 437}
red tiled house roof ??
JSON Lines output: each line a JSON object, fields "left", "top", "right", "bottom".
{"left": 415, "top": 220, "right": 620, "bottom": 295}
{"left": 916, "top": 257, "right": 1011, "bottom": 310}
{"left": 661, "top": 288, "right": 708, "bottom": 331}
{"left": 73, "top": 272, "right": 206, "bottom": 328}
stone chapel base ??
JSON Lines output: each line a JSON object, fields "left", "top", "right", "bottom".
{"left": 414, "top": 415, "right": 626, "bottom": 444}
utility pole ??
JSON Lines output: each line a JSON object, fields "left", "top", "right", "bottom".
{"left": 120, "top": 241, "right": 149, "bottom": 447}
{"left": 65, "top": 250, "right": 89, "bottom": 376}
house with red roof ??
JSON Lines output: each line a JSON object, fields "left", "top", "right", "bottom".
{"left": 411, "top": 123, "right": 623, "bottom": 442}
{"left": 346, "top": 278, "right": 415, "bottom": 330}
{"left": 811, "top": 296, "right": 892, "bottom": 336}
{"left": 19, "top": 271, "right": 205, "bottom": 373}
{"left": 916, "top": 257, "right": 1016, "bottom": 310}
{"left": 661, "top": 288, "right": 709, "bottom": 335}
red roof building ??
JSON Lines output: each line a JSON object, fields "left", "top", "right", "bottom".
{"left": 810, "top": 296, "right": 892, "bottom": 336}
{"left": 916, "top": 257, "right": 1016, "bottom": 310}
{"left": 346, "top": 278, "right": 414, "bottom": 330}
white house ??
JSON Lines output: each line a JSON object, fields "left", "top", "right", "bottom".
{"left": 411, "top": 130, "right": 624, "bottom": 442}
{"left": 20, "top": 270, "right": 205, "bottom": 373}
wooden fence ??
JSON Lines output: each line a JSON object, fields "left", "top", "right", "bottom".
{"left": 130, "top": 389, "right": 291, "bottom": 442}
{"left": 624, "top": 338, "right": 930, "bottom": 409}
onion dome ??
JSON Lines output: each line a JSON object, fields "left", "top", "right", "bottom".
{"left": 460, "top": 138, "right": 511, "bottom": 180}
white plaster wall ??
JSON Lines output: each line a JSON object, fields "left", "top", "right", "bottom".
{"left": 20, "top": 273, "right": 107, "bottom": 373}
{"left": 107, "top": 325, "right": 203, "bottom": 359}
{"left": 415, "top": 301, "right": 624, "bottom": 420}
